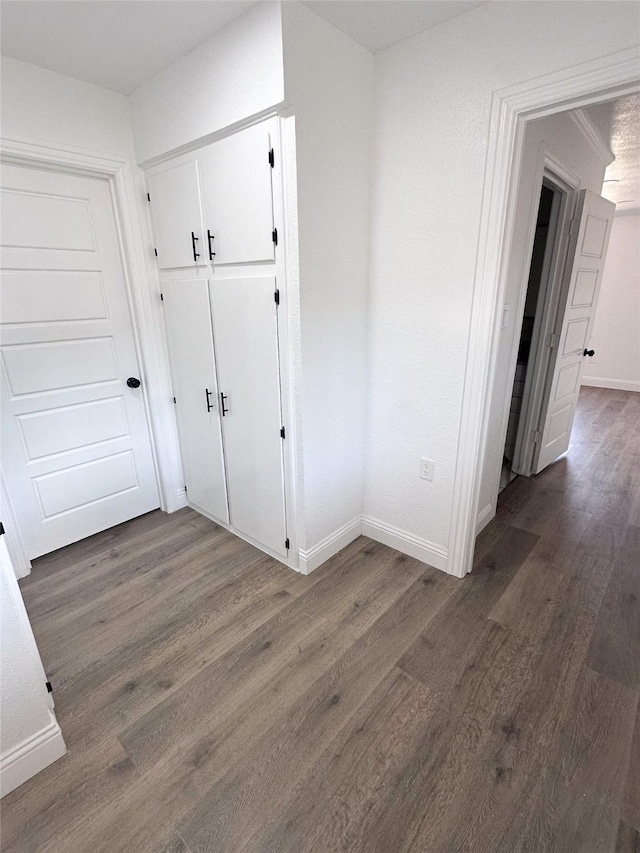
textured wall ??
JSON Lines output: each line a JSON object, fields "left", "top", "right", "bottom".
{"left": 365, "top": 1, "right": 640, "bottom": 557}
{"left": 129, "top": 3, "right": 284, "bottom": 164}
{"left": 282, "top": 3, "right": 374, "bottom": 551}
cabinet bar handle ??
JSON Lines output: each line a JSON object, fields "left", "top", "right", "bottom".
{"left": 207, "top": 230, "right": 216, "bottom": 261}
{"left": 191, "top": 231, "right": 200, "bottom": 262}
{"left": 205, "top": 388, "right": 213, "bottom": 412}
{"left": 220, "top": 392, "right": 229, "bottom": 416}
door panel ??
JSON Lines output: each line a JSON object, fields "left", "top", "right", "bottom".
{"left": 162, "top": 280, "right": 229, "bottom": 524}
{"left": 535, "top": 189, "right": 615, "bottom": 473}
{"left": 199, "top": 128, "right": 275, "bottom": 266}
{"left": 146, "top": 160, "right": 205, "bottom": 271}
{"left": 0, "top": 164, "right": 160, "bottom": 558}
{"left": 209, "top": 276, "right": 286, "bottom": 556}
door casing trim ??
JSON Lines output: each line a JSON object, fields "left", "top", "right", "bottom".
{"left": 448, "top": 46, "right": 640, "bottom": 577}
{"left": 1, "top": 135, "right": 185, "bottom": 574}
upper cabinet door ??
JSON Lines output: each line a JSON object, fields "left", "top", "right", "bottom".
{"left": 147, "top": 160, "right": 205, "bottom": 271}
{"left": 199, "top": 126, "right": 275, "bottom": 266}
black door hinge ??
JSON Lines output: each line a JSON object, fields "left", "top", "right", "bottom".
{"left": 272, "top": 228, "right": 278, "bottom": 246}
{"left": 147, "top": 192, "right": 151, "bottom": 202}
{"left": 0, "top": 522, "right": 4, "bottom": 536}
{"left": 46, "top": 681, "right": 53, "bottom": 693}
{"left": 285, "top": 538, "right": 290, "bottom": 550}
{"left": 268, "top": 148, "right": 275, "bottom": 168}
{"left": 184, "top": 485, "right": 187, "bottom": 492}
{"left": 154, "top": 248, "right": 158, "bottom": 257}
{"left": 274, "top": 289, "right": 280, "bottom": 306}
{"left": 280, "top": 426, "right": 285, "bottom": 439}
{"left": 160, "top": 292, "right": 164, "bottom": 301}
{"left": 172, "top": 396, "right": 176, "bottom": 404}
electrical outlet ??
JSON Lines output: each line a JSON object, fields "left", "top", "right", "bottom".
{"left": 419, "top": 458, "right": 434, "bottom": 481}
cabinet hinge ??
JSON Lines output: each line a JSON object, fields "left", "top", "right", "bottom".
{"left": 285, "top": 538, "right": 290, "bottom": 550}
{"left": 272, "top": 228, "right": 278, "bottom": 246}
{"left": 274, "top": 289, "right": 280, "bottom": 306}
{"left": 268, "top": 148, "right": 275, "bottom": 168}
{"left": 46, "top": 681, "right": 53, "bottom": 694}
{"left": 160, "top": 292, "right": 164, "bottom": 301}
{"left": 147, "top": 192, "right": 151, "bottom": 202}
{"left": 172, "top": 396, "right": 176, "bottom": 404}
{"left": 184, "top": 485, "right": 187, "bottom": 492}
{"left": 280, "top": 426, "right": 285, "bottom": 439}
{"left": 154, "top": 248, "right": 158, "bottom": 257}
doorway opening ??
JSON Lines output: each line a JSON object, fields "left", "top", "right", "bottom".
{"left": 500, "top": 179, "right": 564, "bottom": 491}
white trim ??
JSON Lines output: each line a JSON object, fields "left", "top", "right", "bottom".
{"left": 362, "top": 516, "right": 448, "bottom": 573}
{"left": 298, "top": 517, "right": 362, "bottom": 575}
{"left": 0, "top": 135, "right": 185, "bottom": 524}
{"left": 475, "top": 503, "right": 494, "bottom": 535}
{"left": 448, "top": 47, "right": 640, "bottom": 579}
{"left": 0, "top": 473, "right": 31, "bottom": 579}
{"left": 570, "top": 109, "right": 615, "bottom": 166}
{"left": 581, "top": 377, "right": 640, "bottom": 392}
{"left": 0, "top": 711, "right": 66, "bottom": 798}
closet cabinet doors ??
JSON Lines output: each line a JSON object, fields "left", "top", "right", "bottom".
{"left": 162, "top": 280, "right": 229, "bottom": 523}
{"left": 199, "top": 128, "right": 275, "bottom": 266}
{"left": 147, "top": 161, "right": 205, "bottom": 271}
{"left": 209, "top": 277, "right": 287, "bottom": 557}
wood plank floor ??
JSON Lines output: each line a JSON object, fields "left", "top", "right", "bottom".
{"left": 2, "top": 386, "right": 638, "bottom": 852}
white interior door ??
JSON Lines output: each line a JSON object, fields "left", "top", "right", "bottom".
{"left": 162, "top": 280, "right": 228, "bottom": 524}
{"left": 199, "top": 126, "right": 275, "bottom": 266}
{"left": 209, "top": 276, "right": 287, "bottom": 556}
{"left": 0, "top": 163, "right": 160, "bottom": 558}
{"left": 535, "top": 189, "right": 615, "bottom": 473}
{"left": 146, "top": 160, "right": 205, "bottom": 271}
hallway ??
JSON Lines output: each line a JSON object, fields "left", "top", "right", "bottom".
{"left": 2, "top": 386, "right": 638, "bottom": 852}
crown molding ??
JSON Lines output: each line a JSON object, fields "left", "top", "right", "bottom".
{"left": 570, "top": 108, "right": 615, "bottom": 166}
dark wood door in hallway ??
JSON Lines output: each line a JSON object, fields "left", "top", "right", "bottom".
{"left": 2, "top": 386, "right": 638, "bottom": 852}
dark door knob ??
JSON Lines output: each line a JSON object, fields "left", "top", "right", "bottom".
{"left": 583, "top": 349, "right": 595, "bottom": 357}
{"left": 127, "top": 377, "right": 141, "bottom": 388}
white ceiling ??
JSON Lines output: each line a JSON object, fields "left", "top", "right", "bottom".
{"left": 600, "top": 94, "right": 640, "bottom": 209}
{"left": 0, "top": 1, "right": 259, "bottom": 95}
{"left": 301, "top": 1, "right": 486, "bottom": 53}
{"left": 0, "top": 1, "right": 487, "bottom": 95}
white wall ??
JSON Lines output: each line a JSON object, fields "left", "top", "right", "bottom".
{"left": 281, "top": 3, "right": 374, "bottom": 564}
{"left": 1, "top": 55, "right": 135, "bottom": 156}
{"left": 365, "top": 1, "right": 640, "bottom": 566}
{"left": 582, "top": 209, "right": 640, "bottom": 392}
{"left": 1, "top": 537, "right": 66, "bottom": 796}
{"left": 477, "top": 109, "right": 612, "bottom": 517}
{"left": 129, "top": 2, "right": 284, "bottom": 164}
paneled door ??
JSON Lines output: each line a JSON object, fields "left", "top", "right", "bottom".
{"left": 535, "top": 189, "right": 615, "bottom": 473}
{"left": 162, "top": 279, "right": 229, "bottom": 524}
{"left": 0, "top": 163, "right": 160, "bottom": 558}
{"left": 209, "top": 276, "right": 287, "bottom": 556}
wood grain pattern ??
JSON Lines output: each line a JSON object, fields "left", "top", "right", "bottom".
{"left": 2, "top": 388, "right": 638, "bottom": 853}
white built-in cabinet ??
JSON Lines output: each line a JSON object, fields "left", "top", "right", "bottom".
{"left": 146, "top": 119, "right": 290, "bottom": 561}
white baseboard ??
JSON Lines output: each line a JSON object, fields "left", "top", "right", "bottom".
{"left": 582, "top": 377, "right": 640, "bottom": 393}
{"left": 298, "top": 517, "right": 362, "bottom": 575}
{"left": 170, "top": 487, "right": 189, "bottom": 511}
{"left": 476, "top": 502, "right": 495, "bottom": 535}
{"left": 1, "top": 712, "right": 66, "bottom": 798}
{"left": 361, "top": 515, "right": 449, "bottom": 573}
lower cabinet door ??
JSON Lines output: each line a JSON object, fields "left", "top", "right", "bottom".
{"left": 209, "top": 276, "right": 288, "bottom": 557}
{"left": 162, "top": 280, "right": 229, "bottom": 524}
